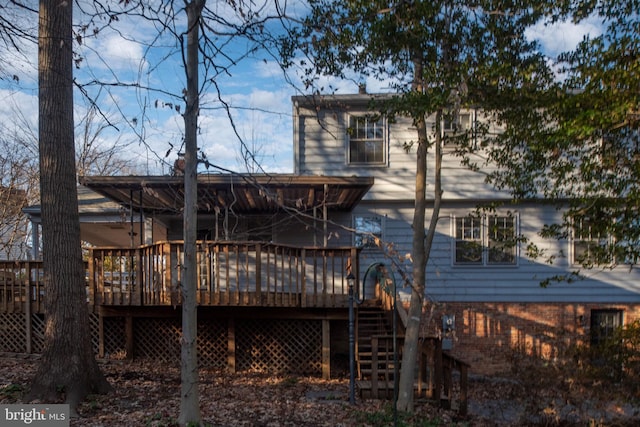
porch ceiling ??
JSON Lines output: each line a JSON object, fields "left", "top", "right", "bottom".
{"left": 78, "top": 174, "right": 374, "bottom": 214}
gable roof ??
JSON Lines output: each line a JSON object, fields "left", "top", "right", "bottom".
{"left": 78, "top": 174, "right": 374, "bottom": 215}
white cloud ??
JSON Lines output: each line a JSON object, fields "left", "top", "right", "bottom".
{"left": 525, "top": 17, "right": 604, "bottom": 59}
{"left": 79, "top": 31, "right": 149, "bottom": 81}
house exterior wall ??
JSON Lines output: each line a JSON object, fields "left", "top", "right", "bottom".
{"left": 293, "top": 94, "right": 640, "bottom": 371}
{"left": 422, "top": 302, "right": 640, "bottom": 375}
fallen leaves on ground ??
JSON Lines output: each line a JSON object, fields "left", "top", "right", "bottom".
{"left": 1, "top": 355, "right": 473, "bottom": 426}
{"left": 3, "top": 355, "right": 640, "bottom": 426}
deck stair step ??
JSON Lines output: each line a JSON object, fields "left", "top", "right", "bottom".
{"left": 355, "top": 303, "right": 469, "bottom": 414}
{"left": 356, "top": 307, "right": 399, "bottom": 383}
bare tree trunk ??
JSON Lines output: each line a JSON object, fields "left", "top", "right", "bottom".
{"left": 179, "top": 0, "right": 204, "bottom": 425}
{"left": 396, "top": 113, "right": 427, "bottom": 412}
{"left": 28, "top": 0, "right": 110, "bottom": 412}
{"left": 397, "top": 59, "right": 444, "bottom": 413}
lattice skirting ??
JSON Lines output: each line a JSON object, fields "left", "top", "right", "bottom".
{"left": 237, "top": 319, "right": 322, "bottom": 375}
{"left": 0, "top": 313, "right": 323, "bottom": 376}
{"left": 0, "top": 313, "right": 45, "bottom": 354}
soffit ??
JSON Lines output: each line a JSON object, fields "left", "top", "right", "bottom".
{"left": 78, "top": 174, "right": 374, "bottom": 215}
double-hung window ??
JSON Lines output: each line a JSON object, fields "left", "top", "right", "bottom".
{"left": 487, "top": 216, "right": 517, "bottom": 264}
{"left": 348, "top": 115, "right": 386, "bottom": 165}
{"left": 453, "top": 214, "right": 517, "bottom": 266}
{"left": 572, "top": 218, "right": 614, "bottom": 266}
{"left": 454, "top": 216, "right": 482, "bottom": 264}
{"left": 443, "top": 111, "right": 473, "bottom": 135}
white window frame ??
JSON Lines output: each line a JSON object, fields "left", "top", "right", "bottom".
{"left": 571, "top": 218, "right": 614, "bottom": 266}
{"left": 347, "top": 114, "right": 387, "bottom": 166}
{"left": 353, "top": 214, "right": 385, "bottom": 249}
{"left": 443, "top": 110, "right": 474, "bottom": 135}
{"left": 452, "top": 214, "right": 519, "bottom": 267}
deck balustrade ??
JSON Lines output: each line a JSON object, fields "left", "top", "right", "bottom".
{"left": 0, "top": 261, "right": 45, "bottom": 314}
{"left": 1, "top": 241, "right": 359, "bottom": 313}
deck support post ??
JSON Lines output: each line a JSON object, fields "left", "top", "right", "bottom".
{"left": 322, "top": 319, "right": 330, "bottom": 380}
{"left": 347, "top": 273, "right": 356, "bottom": 404}
{"left": 98, "top": 310, "right": 105, "bottom": 358}
{"left": 125, "top": 315, "right": 134, "bottom": 359}
{"left": 227, "top": 318, "right": 236, "bottom": 373}
{"left": 25, "top": 289, "right": 32, "bottom": 354}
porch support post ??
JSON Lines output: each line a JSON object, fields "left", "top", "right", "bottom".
{"left": 323, "top": 184, "right": 328, "bottom": 247}
{"left": 30, "top": 221, "right": 41, "bottom": 260}
{"left": 322, "top": 319, "right": 330, "bottom": 380}
{"left": 139, "top": 190, "right": 144, "bottom": 245}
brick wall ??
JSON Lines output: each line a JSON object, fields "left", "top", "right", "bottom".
{"left": 417, "top": 302, "right": 640, "bottom": 375}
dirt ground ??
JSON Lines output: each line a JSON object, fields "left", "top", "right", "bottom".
{"left": 1, "top": 354, "right": 639, "bottom": 426}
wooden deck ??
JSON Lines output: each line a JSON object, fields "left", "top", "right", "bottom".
{"left": 1, "top": 241, "right": 360, "bottom": 314}
{"left": 0, "top": 248, "right": 470, "bottom": 415}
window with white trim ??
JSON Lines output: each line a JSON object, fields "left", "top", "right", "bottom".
{"left": 443, "top": 111, "right": 473, "bottom": 135}
{"left": 442, "top": 110, "right": 476, "bottom": 149}
{"left": 454, "top": 216, "right": 482, "bottom": 264}
{"left": 347, "top": 115, "right": 386, "bottom": 165}
{"left": 353, "top": 215, "right": 384, "bottom": 249}
{"left": 453, "top": 214, "right": 517, "bottom": 266}
{"left": 572, "top": 218, "right": 613, "bottom": 266}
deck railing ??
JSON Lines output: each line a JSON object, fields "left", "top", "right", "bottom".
{"left": 90, "top": 241, "right": 359, "bottom": 308}
{"left": 0, "top": 242, "right": 359, "bottom": 312}
{"left": 0, "top": 261, "right": 46, "bottom": 314}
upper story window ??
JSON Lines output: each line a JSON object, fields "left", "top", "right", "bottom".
{"left": 487, "top": 216, "right": 517, "bottom": 264}
{"left": 353, "top": 214, "right": 384, "bottom": 249}
{"left": 443, "top": 110, "right": 476, "bottom": 149}
{"left": 573, "top": 218, "right": 601, "bottom": 265}
{"left": 454, "top": 216, "right": 482, "bottom": 264}
{"left": 453, "top": 214, "right": 518, "bottom": 266}
{"left": 347, "top": 115, "right": 386, "bottom": 165}
{"left": 572, "top": 218, "right": 614, "bottom": 266}
{"left": 443, "top": 111, "right": 473, "bottom": 135}
{"left": 571, "top": 215, "right": 640, "bottom": 266}
{"left": 600, "top": 125, "right": 640, "bottom": 168}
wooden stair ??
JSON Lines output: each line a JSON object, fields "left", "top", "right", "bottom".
{"left": 353, "top": 285, "right": 469, "bottom": 415}
{"left": 356, "top": 306, "right": 401, "bottom": 399}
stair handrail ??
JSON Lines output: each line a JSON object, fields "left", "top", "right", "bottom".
{"left": 359, "top": 262, "right": 385, "bottom": 304}
{"left": 373, "top": 264, "right": 409, "bottom": 329}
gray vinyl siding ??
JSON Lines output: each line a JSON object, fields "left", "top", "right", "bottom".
{"left": 293, "top": 96, "right": 640, "bottom": 305}
{"left": 295, "top": 104, "right": 507, "bottom": 201}
{"left": 349, "top": 201, "right": 640, "bottom": 304}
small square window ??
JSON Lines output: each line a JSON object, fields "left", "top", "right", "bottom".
{"left": 354, "top": 215, "right": 383, "bottom": 249}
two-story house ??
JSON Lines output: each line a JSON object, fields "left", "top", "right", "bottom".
{"left": 291, "top": 93, "right": 640, "bottom": 373}
{"left": 4, "top": 92, "right": 640, "bottom": 380}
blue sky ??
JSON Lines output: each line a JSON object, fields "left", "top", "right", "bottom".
{"left": 0, "top": 1, "right": 603, "bottom": 177}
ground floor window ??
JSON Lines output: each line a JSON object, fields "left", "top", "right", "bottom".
{"left": 590, "top": 309, "right": 623, "bottom": 348}
{"left": 453, "top": 214, "right": 518, "bottom": 266}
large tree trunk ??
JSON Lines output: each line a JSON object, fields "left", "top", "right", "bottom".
{"left": 178, "top": 1, "right": 204, "bottom": 425}
{"left": 28, "top": 0, "right": 111, "bottom": 412}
